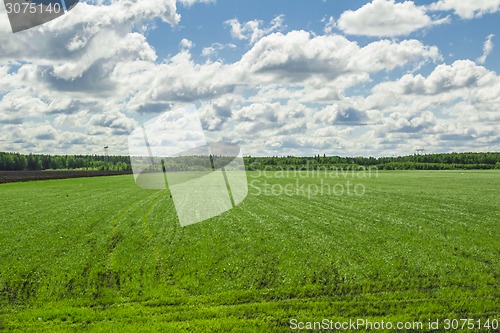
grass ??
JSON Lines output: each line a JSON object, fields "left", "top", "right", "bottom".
{"left": 0, "top": 170, "right": 499, "bottom": 332}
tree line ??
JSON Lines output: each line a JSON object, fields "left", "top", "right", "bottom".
{"left": 245, "top": 152, "right": 500, "bottom": 170}
{"left": 0, "top": 151, "right": 499, "bottom": 171}
{"left": 0, "top": 152, "right": 131, "bottom": 171}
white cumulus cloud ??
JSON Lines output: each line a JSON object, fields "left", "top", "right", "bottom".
{"left": 337, "top": 0, "right": 448, "bottom": 37}
{"left": 429, "top": 0, "right": 500, "bottom": 19}
{"left": 225, "top": 15, "right": 285, "bottom": 44}
{"left": 477, "top": 34, "right": 495, "bottom": 64}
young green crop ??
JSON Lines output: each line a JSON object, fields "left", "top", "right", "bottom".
{"left": 0, "top": 171, "right": 499, "bottom": 332}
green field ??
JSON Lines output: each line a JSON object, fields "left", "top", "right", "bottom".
{"left": 0, "top": 171, "right": 499, "bottom": 332}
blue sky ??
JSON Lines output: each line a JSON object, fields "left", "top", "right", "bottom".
{"left": 160, "top": 0, "right": 499, "bottom": 68}
{"left": 0, "top": 0, "right": 499, "bottom": 156}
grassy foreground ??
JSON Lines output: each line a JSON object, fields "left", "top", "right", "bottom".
{"left": 0, "top": 171, "right": 499, "bottom": 332}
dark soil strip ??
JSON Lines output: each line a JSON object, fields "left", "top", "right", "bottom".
{"left": 0, "top": 171, "right": 132, "bottom": 184}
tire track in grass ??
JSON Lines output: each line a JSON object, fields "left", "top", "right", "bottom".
{"left": 55, "top": 183, "right": 152, "bottom": 302}
{"left": 103, "top": 190, "right": 163, "bottom": 301}
{"left": 284, "top": 184, "right": 497, "bottom": 300}
{"left": 232, "top": 195, "right": 337, "bottom": 290}
{"left": 241, "top": 192, "right": 347, "bottom": 245}
{"left": 0, "top": 180, "right": 143, "bottom": 305}
{"left": 210, "top": 196, "right": 492, "bottom": 299}
{"left": 140, "top": 191, "right": 172, "bottom": 284}
{"left": 238, "top": 184, "right": 436, "bottom": 299}
{"left": 106, "top": 193, "right": 157, "bottom": 266}
{"left": 14, "top": 293, "right": 497, "bottom": 332}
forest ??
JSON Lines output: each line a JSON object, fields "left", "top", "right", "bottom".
{"left": 0, "top": 153, "right": 131, "bottom": 171}
{"left": 0, "top": 151, "right": 499, "bottom": 171}
{"left": 245, "top": 152, "right": 500, "bottom": 170}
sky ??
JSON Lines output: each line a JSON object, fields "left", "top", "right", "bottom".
{"left": 0, "top": 0, "right": 499, "bottom": 157}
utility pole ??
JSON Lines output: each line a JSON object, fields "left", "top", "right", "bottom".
{"left": 104, "top": 146, "right": 109, "bottom": 170}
